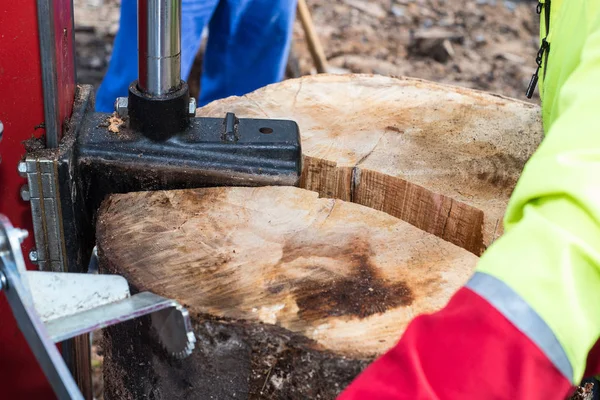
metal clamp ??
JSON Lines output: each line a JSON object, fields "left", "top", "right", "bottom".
{"left": 0, "top": 215, "right": 196, "bottom": 400}
{"left": 18, "top": 156, "right": 66, "bottom": 271}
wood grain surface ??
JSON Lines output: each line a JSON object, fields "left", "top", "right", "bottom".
{"left": 98, "top": 187, "right": 477, "bottom": 358}
{"left": 199, "top": 74, "right": 542, "bottom": 254}
{"left": 98, "top": 75, "right": 541, "bottom": 398}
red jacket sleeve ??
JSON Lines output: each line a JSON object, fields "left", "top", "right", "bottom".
{"left": 338, "top": 288, "right": 573, "bottom": 400}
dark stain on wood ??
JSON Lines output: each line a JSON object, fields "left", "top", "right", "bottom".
{"left": 280, "top": 234, "right": 414, "bottom": 321}
{"left": 267, "top": 283, "right": 286, "bottom": 294}
{"left": 471, "top": 153, "right": 524, "bottom": 189}
{"left": 295, "top": 254, "right": 413, "bottom": 321}
{"left": 385, "top": 125, "right": 404, "bottom": 134}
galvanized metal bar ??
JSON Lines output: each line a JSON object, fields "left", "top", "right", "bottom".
{"left": 36, "top": 0, "right": 60, "bottom": 148}
{"left": 24, "top": 156, "right": 67, "bottom": 272}
{"left": 1, "top": 265, "right": 83, "bottom": 400}
{"left": 27, "top": 270, "right": 130, "bottom": 322}
{"left": 138, "top": 0, "right": 182, "bottom": 95}
{"left": 45, "top": 292, "right": 178, "bottom": 343}
{"left": 35, "top": 0, "right": 76, "bottom": 148}
{"left": 0, "top": 216, "right": 83, "bottom": 400}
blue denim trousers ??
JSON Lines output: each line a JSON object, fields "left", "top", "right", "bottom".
{"left": 95, "top": 0, "right": 297, "bottom": 111}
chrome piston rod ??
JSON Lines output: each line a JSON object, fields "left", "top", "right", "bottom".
{"left": 138, "top": 0, "right": 182, "bottom": 96}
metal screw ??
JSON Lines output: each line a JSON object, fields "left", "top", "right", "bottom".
{"left": 188, "top": 97, "right": 197, "bottom": 117}
{"left": 20, "top": 185, "right": 30, "bottom": 201}
{"left": 0, "top": 120, "right": 4, "bottom": 143}
{"left": 29, "top": 249, "right": 38, "bottom": 263}
{"left": 17, "top": 161, "right": 27, "bottom": 177}
{"left": 114, "top": 97, "right": 129, "bottom": 118}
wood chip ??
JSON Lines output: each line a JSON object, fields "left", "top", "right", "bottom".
{"left": 344, "top": 0, "right": 387, "bottom": 19}
{"left": 107, "top": 114, "right": 124, "bottom": 133}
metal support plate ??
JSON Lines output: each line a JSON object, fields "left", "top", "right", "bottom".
{"left": 0, "top": 215, "right": 83, "bottom": 400}
{"left": 24, "top": 156, "right": 67, "bottom": 271}
{"left": 0, "top": 215, "right": 196, "bottom": 399}
{"left": 27, "top": 270, "right": 130, "bottom": 321}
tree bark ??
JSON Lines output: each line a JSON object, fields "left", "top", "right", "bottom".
{"left": 98, "top": 187, "right": 478, "bottom": 399}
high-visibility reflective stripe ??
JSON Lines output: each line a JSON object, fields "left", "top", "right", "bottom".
{"left": 466, "top": 272, "right": 573, "bottom": 381}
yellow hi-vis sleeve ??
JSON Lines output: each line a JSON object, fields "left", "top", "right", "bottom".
{"left": 476, "top": 4, "right": 600, "bottom": 384}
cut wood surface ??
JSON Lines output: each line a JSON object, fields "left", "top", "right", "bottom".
{"left": 198, "top": 74, "right": 543, "bottom": 254}
{"left": 99, "top": 75, "right": 541, "bottom": 398}
{"left": 98, "top": 186, "right": 478, "bottom": 399}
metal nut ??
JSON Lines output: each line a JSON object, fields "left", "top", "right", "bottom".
{"left": 20, "top": 185, "right": 30, "bottom": 201}
{"left": 17, "top": 161, "right": 27, "bottom": 177}
{"left": 188, "top": 97, "right": 197, "bottom": 117}
{"left": 29, "top": 249, "right": 38, "bottom": 263}
{"left": 114, "top": 97, "right": 129, "bottom": 117}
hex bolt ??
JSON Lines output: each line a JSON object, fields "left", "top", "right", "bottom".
{"left": 17, "top": 161, "right": 27, "bottom": 178}
{"left": 29, "top": 249, "right": 38, "bottom": 263}
{"left": 114, "top": 97, "right": 129, "bottom": 118}
{"left": 188, "top": 97, "right": 197, "bottom": 117}
{"left": 20, "top": 185, "right": 30, "bottom": 201}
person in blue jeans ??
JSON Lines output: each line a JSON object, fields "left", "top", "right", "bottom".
{"left": 96, "top": 0, "right": 297, "bottom": 112}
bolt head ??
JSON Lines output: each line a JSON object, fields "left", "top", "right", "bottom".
{"left": 17, "top": 161, "right": 27, "bottom": 177}
{"left": 114, "top": 97, "right": 129, "bottom": 117}
{"left": 20, "top": 185, "right": 30, "bottom": 201}
{"left": 188, "top": 97, "right": 197, "bottom": 117}
{"left": 29, "top": 249, "right": 38, "bottom": 263}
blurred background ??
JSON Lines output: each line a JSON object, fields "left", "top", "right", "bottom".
{"left": 74, "top": 0, "right": 540, "bottom": 103}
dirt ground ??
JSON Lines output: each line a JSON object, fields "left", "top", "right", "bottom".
{"left": 73, "top": 0, "right": 540, "bottom": 399}
{"left": 74, "top": 0, "right": 540, "bottom": 102}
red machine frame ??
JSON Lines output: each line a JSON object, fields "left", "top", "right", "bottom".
{"left": 0, "top": 1, "right": 76, "bottom": 398}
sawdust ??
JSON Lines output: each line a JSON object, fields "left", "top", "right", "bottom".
{"left": 107, "top": 114, "right": 124, "bottom": 133}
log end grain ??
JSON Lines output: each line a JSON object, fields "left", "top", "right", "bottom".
{"left": 98, "top": 186, "right": 478, "bottom": 399}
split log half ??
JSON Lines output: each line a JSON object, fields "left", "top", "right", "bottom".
{"left": 198, "top": 74, "right": 543, "bottom": 255}
{"left": 98, "top": 186, "right": 478, "bottom": 399}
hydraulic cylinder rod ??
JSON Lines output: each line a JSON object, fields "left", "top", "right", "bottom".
{"left": 138, "top": 0, "right": 182, "bottom": 96}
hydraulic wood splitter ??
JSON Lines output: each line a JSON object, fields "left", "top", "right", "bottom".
{"left": 0, "top": 1, "right": 302, "bottom": 398}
